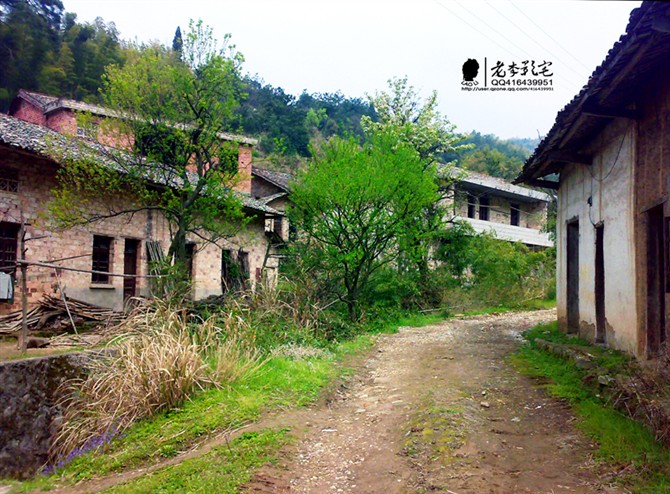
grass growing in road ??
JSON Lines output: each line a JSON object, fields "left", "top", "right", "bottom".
{"left": 104, "top": 429, "right": 290, "bottom": 494}
{"left": 512, "top": 322, "right": 670, "bottom": 493}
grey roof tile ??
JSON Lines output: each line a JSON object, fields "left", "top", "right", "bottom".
{"left": 0, "top": 113, "right": 277, "bottom": 214}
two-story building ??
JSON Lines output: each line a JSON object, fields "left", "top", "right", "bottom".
{"left": 0, "top": 90, "right": 288, "bottom": 313}
{"left": 442, "top": 168, "right": 553, "bottom": 249}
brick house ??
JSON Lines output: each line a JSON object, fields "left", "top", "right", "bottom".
{"left": 0, "top": 90, "right": 288, "bottom": 313}
{"left": 442, "top": 168, "right": 553, "bottom": 248}
{"left": 517, "top": 2, "right": 670, "bottom": 358}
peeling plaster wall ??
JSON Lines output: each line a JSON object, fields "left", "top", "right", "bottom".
{"left": 556, "top": 118, "right": 637, "bottom": 355}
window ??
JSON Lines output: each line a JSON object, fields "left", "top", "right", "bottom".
{"left": 479, "top": 196, "right": 490, "bottom": 221}
{"left": 91, "top": 235, "right": 113, "bottom": 283}
{"left": 510, "top": 203, "right": 520, "bottom": 226}
{"left": 0, "top": 222, "right": 19, "bottom": 277}
{"left": 467, "top": 193, "right": 476, "bottom": 218}
{"left": 0, "top": 168, "right": 19, "bottom": 193}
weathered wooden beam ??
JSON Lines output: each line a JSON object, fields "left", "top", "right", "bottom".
{"left": 525, "top": 179, "right": 559, "bottom": 190}
{"left": 547, "top": 150, "right": 592, "bottom": 166}
{"left": 652, "top": 17, "right": 670, "bottom": 34}
{"left": 583, "top": 102, "right": 640, "bottom": 120}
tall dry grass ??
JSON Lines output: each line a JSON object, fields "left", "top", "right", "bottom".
{"left": 51, "top": 301, "right": 265, "bottom": 464}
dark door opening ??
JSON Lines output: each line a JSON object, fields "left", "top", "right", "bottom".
{"left": 646, "top": 206, "right": 666, "bottom": 356}
{"left": 123, "top": 239, "right": 139, "bottom": 301}
{"left": 566, "top": 220, "right": 580, "bottom": 333}
{"left": 595, "top": 224, "right": 606, "bottom": 343}
{"left": 221, "top": 249, "right": 234, "bottom": 293}
{"left": 511, "top": 204, "right": 520, "bottom": 226}
{"left": 479, "top": 196, "right": 490, "bottom": 221}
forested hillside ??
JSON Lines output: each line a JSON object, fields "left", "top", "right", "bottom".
{"left": 442, "top": 132, "right": 539, "bottom": 180}
{"left": 0, "top": 0, "right": 535, "bottom": 178}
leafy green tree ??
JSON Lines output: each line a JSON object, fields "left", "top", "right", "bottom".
{"left": 0, "top": 0, "right": 62, "bottom": 108}
{"left": 289, "top": 133, "right": 438, "bottom": 322}
{"left": 361, "top": 76, "right": 466, "bottom": 280}
{"left": 49, "top": 21, "right": 247, "bottom": 280}
{"left": 361, "top": 76, "right": 463, "bottom": 166}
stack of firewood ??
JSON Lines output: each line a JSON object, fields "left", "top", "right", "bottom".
{"left": 0, "top": 295, "right": 124, "bottom": 334}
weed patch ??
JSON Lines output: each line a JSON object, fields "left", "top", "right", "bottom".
{"left": 14, "top": 334, "right": 374, "bottom": 493}
{"left": 402, "top": 394, "right": 465, "bottom": 462}
{"left": 103, "top": 429, "right": 290, "bottom": 494}
{"left": 512, "top": 322, "right": 670, "bottom": 492}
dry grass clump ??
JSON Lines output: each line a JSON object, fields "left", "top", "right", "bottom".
{"left": 51, "top": 301, "right": 265, "bottom": 464}
{"left": 213, "top": 335, "right": 266, "bottom": 383}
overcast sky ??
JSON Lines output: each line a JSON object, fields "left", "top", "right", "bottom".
{"left": 62, "top": 0, "right": 640, "bottom": 140}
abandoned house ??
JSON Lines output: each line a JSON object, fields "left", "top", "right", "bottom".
{"left": 441, "top": 168, "right": 553, "bottom": 249}
{"left": 517, "top": 1, "right": 670, "bottom": 358}
{"left": 0, "top": 89, "right": 289, "bottom": 314}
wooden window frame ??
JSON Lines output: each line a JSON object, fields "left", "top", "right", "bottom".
{"left": 91, "top": 235, "right": 113, "bottom": 284}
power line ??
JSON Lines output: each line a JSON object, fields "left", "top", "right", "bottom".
{"left": 431, "top": 0, "right": 583, "bottom": 93}
{"left": 482, "top": 0, "right": 587, "bottom": 86}
{"left": 453, "top": 0, "right": 537, "bottom": 60}
{"left": 431, "top": 0, "right": 523, "bottom": 60}
{"left": 453, "top": 0, "right": 584, "bottom": 90}
{"left": 507, "top": 0, "right": 593, "bottom": 72}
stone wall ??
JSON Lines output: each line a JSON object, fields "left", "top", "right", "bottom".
{"left": 0, "top": 351, "right": 102, "bottom": 479}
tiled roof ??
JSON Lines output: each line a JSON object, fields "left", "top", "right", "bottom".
{"left": 0, "top": 113, "right": 277, "bottom": 214}
{"left": 518, "top": 1, "right": 666, "bottom": 183}
{"left": 252, "top": 166, "right": 292, "bottom": 191}
{"left": 440, "top": 166, "right": 551, "bottom": 202}
{"left": 16, "top": 89, "right": 259, "bottom": 146}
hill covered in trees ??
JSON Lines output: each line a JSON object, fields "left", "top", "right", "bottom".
{"left": 0, "top": 0, "right": 536, "bottom": 179}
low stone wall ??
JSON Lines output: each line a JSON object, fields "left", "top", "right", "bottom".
{"left": 0, "top": 351, "right": 100, "bottom": 479}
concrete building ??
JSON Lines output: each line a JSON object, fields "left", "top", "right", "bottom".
{"left": 0, "top": 90, "right": 287, "bottom": 313}
{"left": 517, "top": 2, "right": 670, "bottom": 358}
{"left": 443, "top": 168, "right": 553, "bottom": 249}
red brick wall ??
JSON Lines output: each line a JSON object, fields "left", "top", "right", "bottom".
{"left": 11, "top": 101, "right": 46, "bottom": 127}
{"left": 45, "top": 109, "right": 77, "bottom": 135}
{"left": 235, "top": 145, "right": 253, "bottom": 194}
{"left": 0, "top": 147, "right": 274, "bottom": 314}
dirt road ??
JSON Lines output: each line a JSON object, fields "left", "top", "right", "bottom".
{"left": 247, "top": 310, "right": 621, "bottom": 494}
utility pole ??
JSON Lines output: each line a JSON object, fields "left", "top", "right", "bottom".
{"left": 18, "top": 211, "right": 27, "bottom": 353}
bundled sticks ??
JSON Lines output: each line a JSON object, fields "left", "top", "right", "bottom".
{"left": 0, "top": 295, "right": 123, "bottom": 334}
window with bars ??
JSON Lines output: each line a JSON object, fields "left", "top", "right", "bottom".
{"left": 91, "top": 235, "right": 113, "bottom": 283}
{"left": 0, "top": 222, "right": 19, "bottom": 277}
{"left": 0, "top": 168, "right": 19, "bottom": 193}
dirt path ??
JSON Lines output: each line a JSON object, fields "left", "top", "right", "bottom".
{"left": 246, "top": 310, "right": 622, "bottom": 493}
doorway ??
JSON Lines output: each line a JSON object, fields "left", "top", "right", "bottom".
{"left": 123, "top": 239, "right": 140, "bottom": 301}
{"left": 646, "top": 206, "right": 666, "bottom": 356}
{"left": 595, "top": 224, "right": 606, "bottom": 343}
{"left": 566, "top": 220, "right": 580, "bottom": 333}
